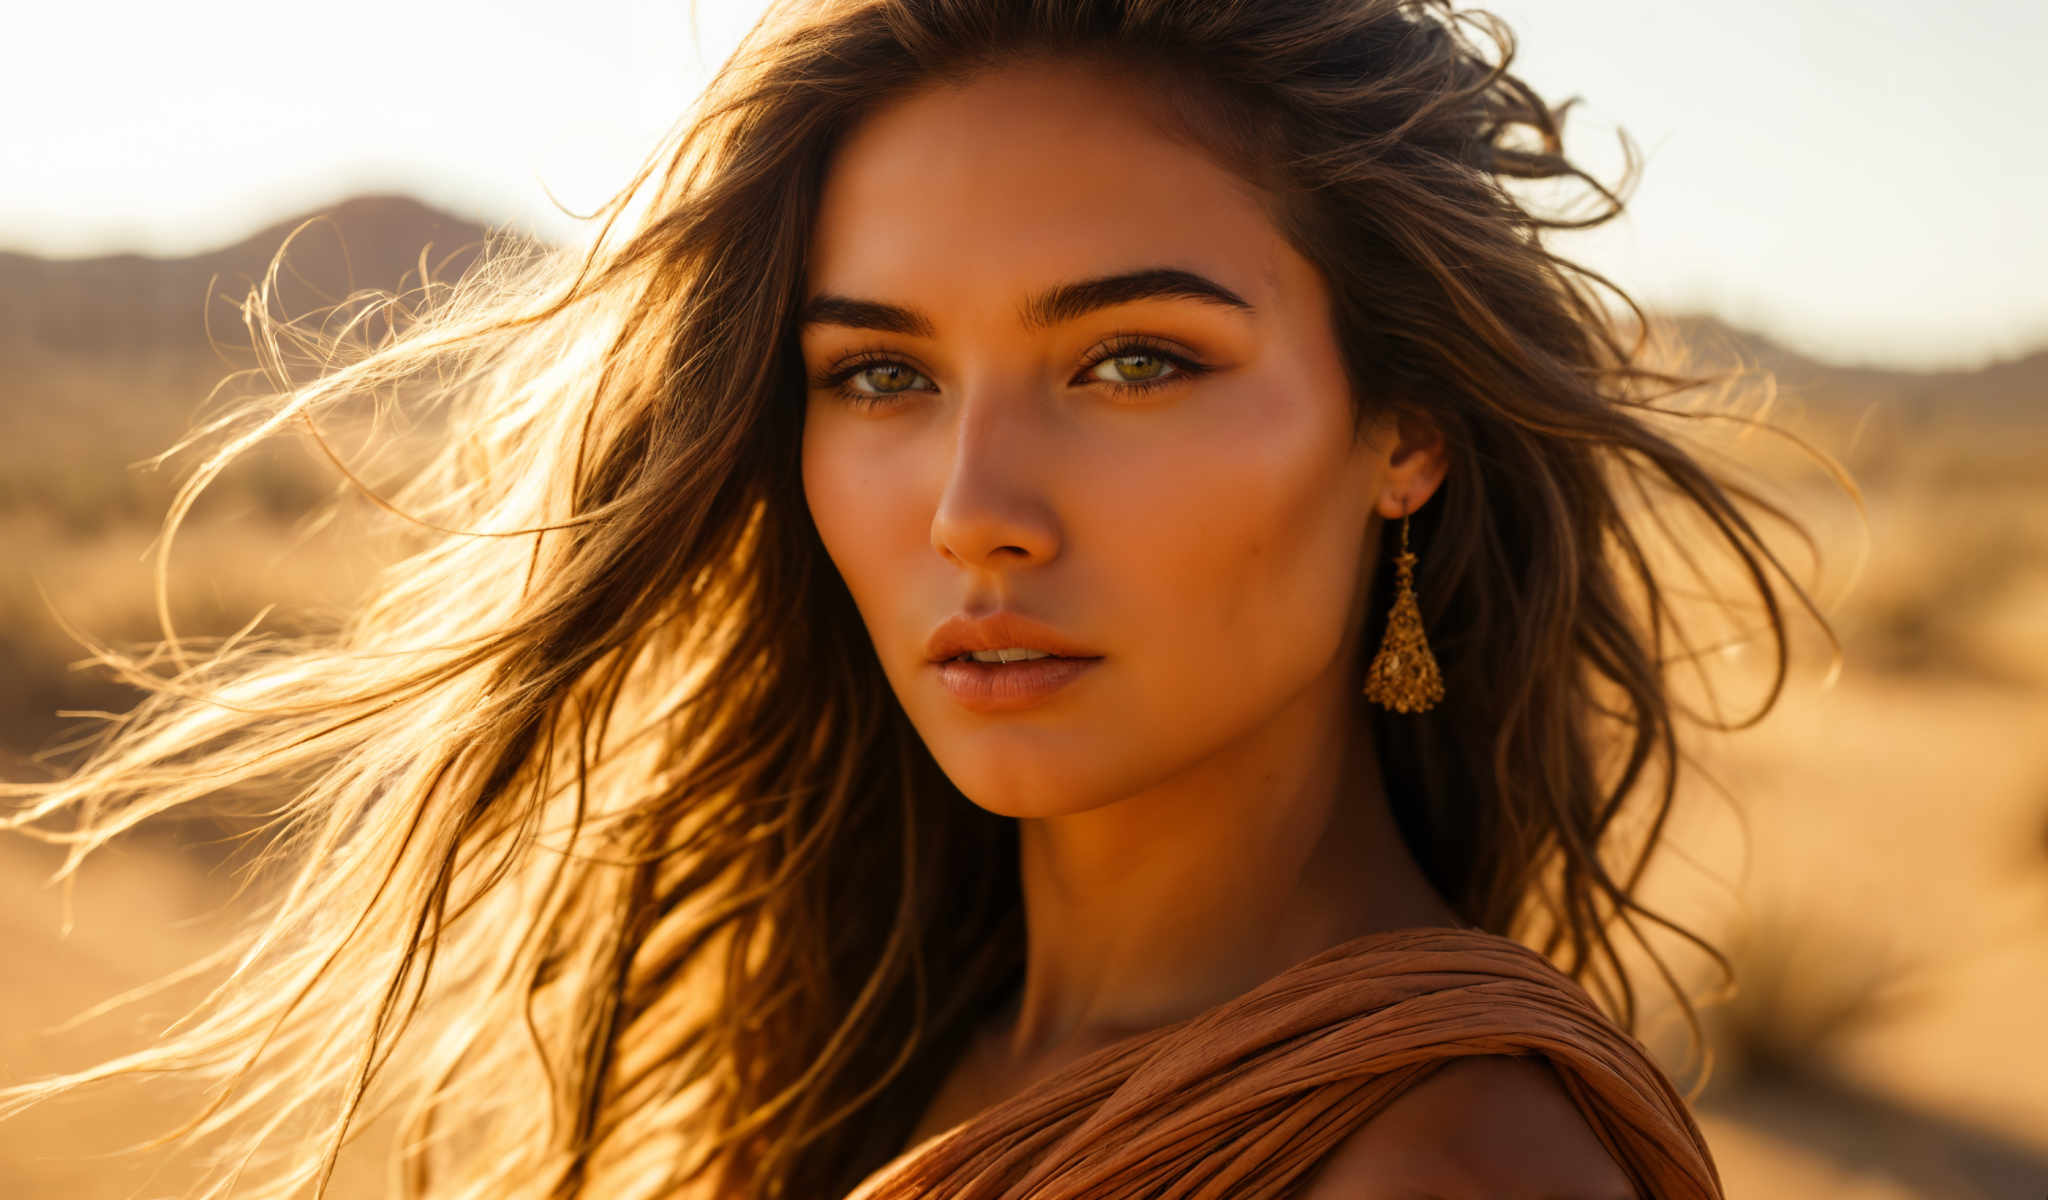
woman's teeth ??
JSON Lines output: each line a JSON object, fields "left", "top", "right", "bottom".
{"left": 961, "top": 648, "right": 1055, "bottom": 663}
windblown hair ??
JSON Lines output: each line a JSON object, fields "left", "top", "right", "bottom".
{"left": 3, "top": 0, "right": 1836, "bottom": 1196}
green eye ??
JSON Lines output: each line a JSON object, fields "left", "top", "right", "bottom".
{"left": 814, "top": 336, "right": 1209, "bottom": 412}
{"left": 1093, "top": 351, "right": 1174, "bottom": 385}
{"left": 854, "top": 362, "right": 924, "bottom": 394}
{"left": 813, "top": 354, "right": 938, "bottom": 410}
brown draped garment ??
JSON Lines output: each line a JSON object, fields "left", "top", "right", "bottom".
{"left": 845, "top": 927, "right": 1723, "bottom": 1199}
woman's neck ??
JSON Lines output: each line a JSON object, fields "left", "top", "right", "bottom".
{"left": 998, "top": 687, "right": 1460, "bottom": 1065}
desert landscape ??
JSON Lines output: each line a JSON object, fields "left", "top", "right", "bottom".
{"left": 2, "top": 195, "right": 2044, "bottom": 1196}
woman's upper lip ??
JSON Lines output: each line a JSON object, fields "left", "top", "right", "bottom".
{"left": 926, "top": 611, "right": 1104, "bottom": 662}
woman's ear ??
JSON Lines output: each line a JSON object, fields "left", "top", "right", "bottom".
{"left": 1375, "top": 408, "right": 1448, "bottom": 520}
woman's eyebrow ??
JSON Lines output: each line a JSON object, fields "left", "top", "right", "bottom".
{"left": 798, "top": 266, "right": 1255, "bottom": 337}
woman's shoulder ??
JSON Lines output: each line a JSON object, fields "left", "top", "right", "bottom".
{"left": 1295, "top": 1053, "right": 1638, "bottom": 1200}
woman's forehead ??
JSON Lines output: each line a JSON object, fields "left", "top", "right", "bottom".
{"left": 806, "top": 64, "right": 1292, "bottom": 331}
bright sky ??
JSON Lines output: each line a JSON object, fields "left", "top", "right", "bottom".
{"left": 4, "top": 0, "right": 2040, "bottom": 370}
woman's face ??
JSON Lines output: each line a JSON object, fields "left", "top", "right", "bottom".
{"left": 800, "top": 59, "right": 1425, "bottom": 820}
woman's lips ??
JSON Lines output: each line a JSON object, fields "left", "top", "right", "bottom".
{"left": 934, "top": 655, "right": 1102, "bottom": 713}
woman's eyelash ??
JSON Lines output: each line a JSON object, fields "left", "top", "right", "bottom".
{"left": 811, "top": 335, "right": 1210, "bottom": 409}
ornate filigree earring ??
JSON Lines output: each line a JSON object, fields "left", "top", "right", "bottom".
{"left": 1363, "top": 508, "right": 1444, "bottom": 714}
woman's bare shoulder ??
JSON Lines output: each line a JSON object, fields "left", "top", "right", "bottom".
{"left": 1295, "top": 1054, "right": 1638, "bottom": 1199}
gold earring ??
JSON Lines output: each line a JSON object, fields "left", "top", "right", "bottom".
{"left": 1363, "top": 510, "right": 1444, "bottom": 714}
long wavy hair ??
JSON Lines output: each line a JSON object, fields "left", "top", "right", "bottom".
{"left": 3, "top": 0, "right": 1838, "bottom": 1195}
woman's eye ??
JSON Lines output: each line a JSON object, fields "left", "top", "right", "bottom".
{"left": 1087, "top": 351, "right": 1178, "bottom": 387}
{"left": 814, "top": 358, "right": 936, "bottom": 409}
{"left": 815, "top": 339, "right": 1207, "bottom": 411}
{"left": 849, "top": 362, "right": 929, "bottom": 396}
{"left": 1079, "top": 339, "right": 1208, "bottom": 394}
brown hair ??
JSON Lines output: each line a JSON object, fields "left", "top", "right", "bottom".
{"left": 3, "top": 0, "right": 1834, "bottom": 1196}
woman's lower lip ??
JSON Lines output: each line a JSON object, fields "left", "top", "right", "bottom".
{"left": 934, "top": 656, "right": 1102, "bottom": 712}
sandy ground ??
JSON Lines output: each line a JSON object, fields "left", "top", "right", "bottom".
{"left": 1673, "top": 667, "right": 2048, "bottom": 1198}
{"left": 0, "top": 835, "right": 231, "bottom": 1198}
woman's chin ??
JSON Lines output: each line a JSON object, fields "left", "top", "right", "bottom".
{"left": 951, "top": 781, "right": 1105, "bottom": 821}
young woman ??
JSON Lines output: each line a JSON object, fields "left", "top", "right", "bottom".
{"left": 4, "top": 0, "right": 1830, "bottom": 1196}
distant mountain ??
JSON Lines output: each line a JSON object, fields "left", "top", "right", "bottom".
{"left": 0, "top": 194, "right": 498, "bottom": 358}
{"left": 1658, "top": 313, "right": 2046, "bottom": 431}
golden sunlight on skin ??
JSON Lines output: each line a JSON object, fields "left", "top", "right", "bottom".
{"left": 799, "top": 57, "right": 1453, "bottom": 1061}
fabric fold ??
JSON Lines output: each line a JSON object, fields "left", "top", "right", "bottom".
{"left": 846, "top": 926, "right": 1722, "bottom": 1199}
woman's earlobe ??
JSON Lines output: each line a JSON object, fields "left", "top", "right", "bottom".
{"left": 1375, "top": 414, "right": 1448, "bottom": 521}
{"left": 1377, "top": 465, "right": 1447, "bottom": 522}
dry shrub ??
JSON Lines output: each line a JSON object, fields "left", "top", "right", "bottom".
{"left": 1702, "top": 895, "right": 1936, "bottom": 1088}
{"left": 1829, "top": 480, "right": 2048, "bottom": 681}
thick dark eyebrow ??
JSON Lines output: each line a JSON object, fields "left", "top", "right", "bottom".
{"left": 797, "top": 267, "right": 1254, "bottom": 337}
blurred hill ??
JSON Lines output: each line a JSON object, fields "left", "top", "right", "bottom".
{"left": 0, "top": 193, "right": 491, "bottom": 356}
{"left": 1665, "top": 313, "right": 2047, "bottom": 432}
